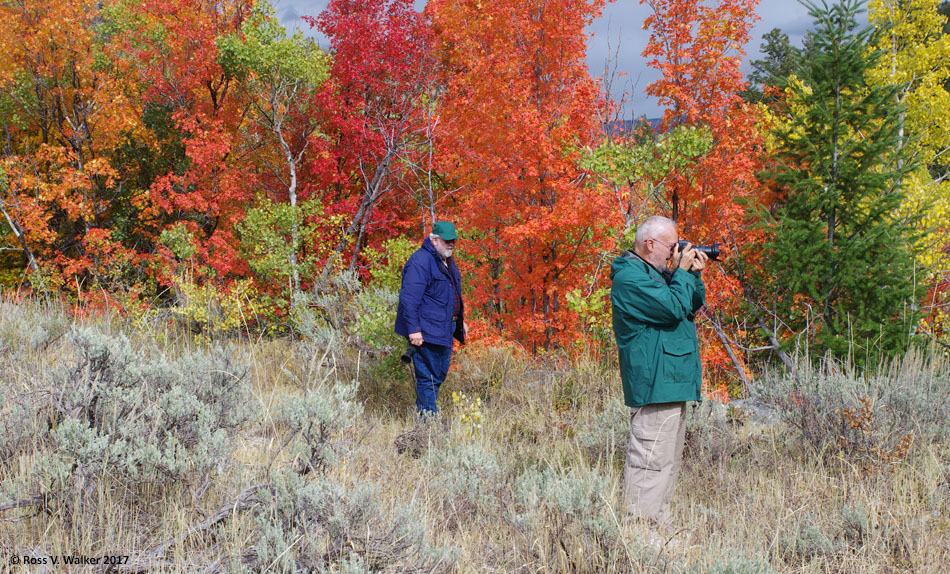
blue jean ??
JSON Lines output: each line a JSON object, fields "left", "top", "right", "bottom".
{"left": 412, "top": 330, "right": 454, "bottom": 415}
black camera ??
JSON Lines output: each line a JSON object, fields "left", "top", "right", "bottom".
{"left": 400, "top": 344, "right": 418, "bottom": 365}
{"left": 677, "top": 240, "right": 722, "bottom": 261}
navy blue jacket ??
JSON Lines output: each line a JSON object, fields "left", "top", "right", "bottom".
{"left": 394, "top": 238, "right": 466, "bottom": 347}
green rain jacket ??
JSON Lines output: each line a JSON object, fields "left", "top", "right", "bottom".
{"left": 610, "top": 251, "right": 706, "bottom": 407}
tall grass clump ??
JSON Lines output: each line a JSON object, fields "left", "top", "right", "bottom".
{"left": 0, "top": 297, "right": 70, "bottom": 353}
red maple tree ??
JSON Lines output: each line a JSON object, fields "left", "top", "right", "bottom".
{"left": 128, "top": 0, "right": 254, "bottom": 283}
{"left": 307, "top": 0, "right": 442, "bottom": 273}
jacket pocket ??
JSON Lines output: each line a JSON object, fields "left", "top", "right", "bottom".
{"left": 421, "top": 307, "right": 447, "bottom": 322}
{"left": 661, "top": 338, "right": 695, "bottom": 384}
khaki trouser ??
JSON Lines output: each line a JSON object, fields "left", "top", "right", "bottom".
{"left": 623, "top": 402, "right": 687, "bottom": 524}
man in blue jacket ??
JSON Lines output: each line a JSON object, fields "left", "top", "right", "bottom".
{"left": 395, "top": 221, "right": 467, "bottom": 416}
{"left": 611, "top": 215, "right": 707, "bottom": 526}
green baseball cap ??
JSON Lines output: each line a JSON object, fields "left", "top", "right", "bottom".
{"left": 432, "top": 221, "right": 459, "bottom": 240}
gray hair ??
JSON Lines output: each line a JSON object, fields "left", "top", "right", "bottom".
{"left": 429, "top": 233, "right": 440, "bottom": 241}
{"left": 634, "top": 216, "right": 676, "bottom": 248}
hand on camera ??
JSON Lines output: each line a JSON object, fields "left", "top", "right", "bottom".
{"left": 409, "top": 332, "right": 424, "bottom": 346}
{"left": 676, "top": 242, "right": 697, "bottom": 270}
{"left": 691, "top": 250, "right": 708, "bottom": 272}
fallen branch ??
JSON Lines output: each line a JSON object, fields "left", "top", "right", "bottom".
{"left": 0, "top": 496, "right": 44, "bottom": 513}
{"left": 116, "top": 484, "right": 270, "bottom": 573}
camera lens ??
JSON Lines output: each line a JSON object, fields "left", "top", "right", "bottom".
{"left": 400, "top": 345, "right": 417, "bottom": 365}
{"left": 676, "top": 240, "right": 722, "bottom": 261}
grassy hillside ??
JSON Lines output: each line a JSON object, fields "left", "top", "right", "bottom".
{"left": 1, "top": 297, "right": 948, "bottom": 573}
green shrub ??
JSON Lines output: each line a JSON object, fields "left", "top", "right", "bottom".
{"left": 514, "top": 467, "right": 614, "bottom": 533}
{"left": 0, "top": 298, "right": 69, "bottom": 353}
{"left": 511, "top": 466, "right": 630, "bottom": 572}
{"left": 684, "top": 400, "right": 745, "bottom": 464}
{"left": 0, "top": 398, "right": 31, "bottom": 465}
{"left": 274, "top": 379, "right": 362, "bottom": 476}
{"left": 697, "top": 552, "right": 776, "bottom": 574}
{"left": 428, "top": 443, "right": 504, "bottom": 512}
{"left": 352, "top": 287, "right": 400, "bottom": 347}
{"left": 778, "top": 516, "right": 835, "bottom": 561}
{"left": 246, "top": 358, "right": 440, "bottom": 572}
{"left": 237, "top": 198, "right": 324, "bottom": 283}
{"left": 353, "top": 285, "right": 410, "bottom": 393}
{"left": 575, "top": 396, "right": 628, "bottom": 468}
{"left": 838, "top": 504, "right": 870, "bottom": 549}
{"left": 297, "top": 272, "right": 402, "bottom": 356}
{"left": 363, "top": 237, "right": 417, "bottom": 292}
{"left": 297, "top": 272, "right": 410, "bottom": 402}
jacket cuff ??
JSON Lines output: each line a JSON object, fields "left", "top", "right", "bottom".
{"left": 672, "top": 268, "right": 692, "bottom": 281}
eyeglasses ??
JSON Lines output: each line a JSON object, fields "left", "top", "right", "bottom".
{"left": 649, "top": 238, "right": 677, "bottom": 251}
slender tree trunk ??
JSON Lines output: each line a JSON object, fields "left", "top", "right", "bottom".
{"left": 703, "top": 310, "right": 751, "bottom": 387}
{"left": 324, "top": 149, "right": 396, "bottom": 277}
{"left": 1, "top": 204, "right": 42, "bottom": 279}
{"left": 278, "top": 129, "right": 300, "bottom": 300}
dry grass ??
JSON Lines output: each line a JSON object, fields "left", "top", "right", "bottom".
{"left": 1, "top": 298, "right": 948, "bottom": 573}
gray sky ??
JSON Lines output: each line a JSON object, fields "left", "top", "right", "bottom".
{"left": 273, "top": 0, "right": 846, "bottom": 118}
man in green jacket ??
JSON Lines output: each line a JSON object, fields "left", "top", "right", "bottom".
{"left": 610, "top": 215, "right": 707, "bottom": 525}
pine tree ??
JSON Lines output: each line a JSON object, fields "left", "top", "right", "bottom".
{"left": 742, "top": 28, "right": 795, "bottom": 104}
{"left": 760, "top": 0, "right": 922, "bottom": 360}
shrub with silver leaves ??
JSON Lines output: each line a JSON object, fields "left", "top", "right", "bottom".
{"left": 274, "top": 380, "right": 363, "bottom": 476}
{"left": 250, "top": 471, "right": 457, "bottom": 573}
{"left": 21, "top": 327, "right": 253, "bottom": 515}
{"left": 753, "top": 349, "right": 950, "bottom": 462}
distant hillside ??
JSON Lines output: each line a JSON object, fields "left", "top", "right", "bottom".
{"left": 604, "top": 117, "right": 662, "bottom": 135}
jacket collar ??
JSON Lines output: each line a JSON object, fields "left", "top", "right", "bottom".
{"left": 623, "top": 250, "right": 672, "bottom": 284}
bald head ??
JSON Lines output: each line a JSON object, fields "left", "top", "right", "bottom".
{"left": 633, "top": 216, "right": 678, "bottom": 268}
{"left": 635, "top": 216, "right": 676, "bottom": 249}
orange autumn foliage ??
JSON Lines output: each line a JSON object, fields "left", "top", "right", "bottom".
{"left": 430, "top": 0, "right": 616, "bottom": 349}
{"left": 127, "top": 0, "right": 255, "bottom": 283}
{"left": 0, "top": 0, "right": 152, "bottom": 291}
{"left": 0, "top": 0, "right": 794, "bottom": 383}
